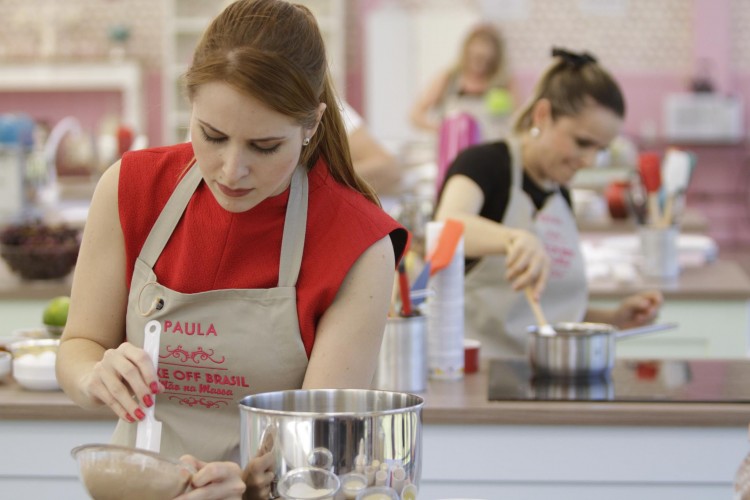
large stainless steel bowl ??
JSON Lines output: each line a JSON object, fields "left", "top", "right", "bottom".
{"left": 239, "top": 389, "right": 423, "bottom": 497}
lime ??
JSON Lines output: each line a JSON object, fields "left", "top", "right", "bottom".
{"left": 485, "top": 88, "right": 513, "bottom": 116}
{"left": 43, "top": 296, "right": 70, "bottom": 327}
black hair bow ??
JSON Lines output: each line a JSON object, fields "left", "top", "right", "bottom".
{"left": 551, "top": 47, "right": 597, "bottom": 67}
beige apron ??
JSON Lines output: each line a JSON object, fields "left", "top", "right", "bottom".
{"left": 464, "top": 138, "right": 588, "bottom": 358}
{"left": 441, "top": 76, "right": 511, "bottom": 142}
{"left": 111, "top": 163, "right": 309, "bottom": 462}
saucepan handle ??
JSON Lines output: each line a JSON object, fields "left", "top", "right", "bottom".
{"left": 614, "top": 322, "right": 679, "bottom": 340}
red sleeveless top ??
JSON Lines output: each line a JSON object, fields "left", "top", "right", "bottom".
{"left": 118, "top": 143, "right": 407, "bottom": 356}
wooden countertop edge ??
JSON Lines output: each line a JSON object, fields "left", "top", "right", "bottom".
{"left": 3, "top": 399, "right": 748, "bottom": 427}
{"left": 0, "top": 279, "right": 72, "bottom": 300}
{"left": 423, "top": 401, "right": 750, "bottom": 427}
{"left": 0, "top": 406, "right": 115, "bottom": 421}
{"left": 4, "top": 261, "right": 750, "bottom": 301}
{"left": 6, "top": 287, "right": 749, "bottom": 302}
{"left": 589, "top": 289, "right": 750, "bottom": 301}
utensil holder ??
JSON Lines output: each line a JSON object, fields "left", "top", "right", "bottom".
{"left": 639, "top": 225, "right": 679, "bottom": 279}
{"left": 374, "top": 315, "right": 427, "bottom": 393}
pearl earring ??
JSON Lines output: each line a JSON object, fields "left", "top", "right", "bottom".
{"left": 302, "top": 137, "right": 311, "bottom": 146}
{"left": 530, "top": 127, "right": 540, "bottom": 138}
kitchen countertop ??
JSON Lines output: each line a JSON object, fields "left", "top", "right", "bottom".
{"left": 421, "top": 362, "right": 750, "bottom": 427}
{"left": 0, "top": 261, "right": 73, "bottom": 300}
{"left": 578, "top": 209, "right": 709, "bottom": 233}
{"left": 3, "top": 259, "right": 749, "bottom": 301}
{"left": 3, "top": 360, "right": 750, "bottom": 426}
{"left": 587, "top": 259, "right": 750, "bottom": 300}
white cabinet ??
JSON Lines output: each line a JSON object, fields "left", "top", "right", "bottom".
{"left": 420, "top": 424, "right": 744, "bottom": 499}
{"left": 0, "top": 420, "right": 114, "bottom": 499}
{"left": 162, "top": 0, "right": 345, "bottom": 145}
{"left": 0, "top": 419, "right": 744, "bottom": 500}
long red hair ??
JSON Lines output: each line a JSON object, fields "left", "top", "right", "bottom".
{"left": 184, "top": 0, "right": 378, "bottom": 205}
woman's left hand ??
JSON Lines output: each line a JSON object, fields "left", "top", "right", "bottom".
{"left": 174, "top": 456, "right": 246, "bottom": 500}
{"left": 611, "top": 290, "right": 663, "bottom": 330}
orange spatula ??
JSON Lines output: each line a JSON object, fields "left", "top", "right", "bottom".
{"left": 638, "top": 151, "right": 662, "bottom": 226}
{"left": 411, "top": 219, "right": 464, "bottom": 306}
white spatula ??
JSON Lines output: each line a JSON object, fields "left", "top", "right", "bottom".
{"left": 660, "top": 149, "right": 693, "bottom": 228}
{"left": 136, "top": 320, "right": 163, "bottom": 453}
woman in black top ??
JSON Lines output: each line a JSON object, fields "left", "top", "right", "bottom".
{"left": 435, "top": 48, "right": 662, "bottom": 357}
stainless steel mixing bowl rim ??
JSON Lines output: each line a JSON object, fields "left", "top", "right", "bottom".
{"left": 238, "top": 388, "right": 425, "bottom": 417}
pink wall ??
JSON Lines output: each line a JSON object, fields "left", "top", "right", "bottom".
{"left": 2, "top": 0, "right": 744, "bottom": 152}
{"left": 512, "top": 71, "right": 704, "bottom": 141}
{"left": 0, "top": 91, "right": 123, "bottom": 134}
{"left": 0, "top": 69, "right": 164, "bottom": 148}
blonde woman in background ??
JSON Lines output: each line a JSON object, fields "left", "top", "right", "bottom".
{"left": 410, "top": 23, "right": 516, "bottom": 142}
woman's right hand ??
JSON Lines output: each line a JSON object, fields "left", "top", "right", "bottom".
{"left": 79, "top": 342, "right": 162, "bottom": 423}
{"left": 241, "top": 451, "right": 276, "bottom": 500}
{"left": 504, "top": 228, "right": 550, "bottom": 296}
{"left": 175, "top": 456, "right": 246, "bottom": 500}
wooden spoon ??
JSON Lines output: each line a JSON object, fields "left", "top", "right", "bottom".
{"left": 525, "top": 287, "right": 555, "bottom": 336}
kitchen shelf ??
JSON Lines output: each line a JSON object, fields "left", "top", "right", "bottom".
{"left": 0, "top": 61, "right": 144, "bottom": 134}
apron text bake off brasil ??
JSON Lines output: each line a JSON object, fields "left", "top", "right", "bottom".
{"left": 111, "top": 163, "right": 310, "bottom": 462}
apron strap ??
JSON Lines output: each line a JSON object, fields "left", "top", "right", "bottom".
{"left": 505, "top": 136, "right": 561, "bottom": 201}
{"left": 277, "top": 165, "right": 308, "bottom": 287}
{"left": 506, "top": 136, "right": 524, "bottom": 191}
{"left": 139, "top": 164, "right": 203, "bottom": 268}
{"left": 137, "top": 162, "right": 308, "bottom": 288}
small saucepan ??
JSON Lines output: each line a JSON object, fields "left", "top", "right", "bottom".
{"left": 528, "top": 322, "right": 678, "bottom": 378}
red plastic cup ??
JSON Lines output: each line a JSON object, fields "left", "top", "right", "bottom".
{"left": 463, "top": 339, "right": 480, "bottom": 374}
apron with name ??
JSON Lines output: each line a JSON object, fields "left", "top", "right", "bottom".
{"left": 111, "top": 163, "right": 309, "bottom": 462}
{"left": 441, "top": 75, "right": 512, "bottom": 142}
{"left": 464, "top": 138, "right": 588, "bottom": 358}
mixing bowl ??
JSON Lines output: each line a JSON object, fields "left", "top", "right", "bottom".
{"left": 71, "top": 443, "right": 194, "bottom": 500}
{"left": 8, "top": 338, "right": 60, "bottom": 390}
{"left": 0, "top": 351, "right": 10, "bottom": 380}
{"left": 239, "top": 389, "right": 423, "bottom": 497}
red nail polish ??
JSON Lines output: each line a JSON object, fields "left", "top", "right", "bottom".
{"left": 125, "top": 414, "right": 135, "bottom": 423}
{"left": 143, "top": 394, "right": 153, "bottom": 407}
{"left": 134, "top": 408, "right": 146, "bottom": 420}
{"left": 150, "top": 382, "right": 159, "bottom": 394}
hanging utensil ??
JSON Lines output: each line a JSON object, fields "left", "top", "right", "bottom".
{"left": 136, "top": 320, "right": 163, "bottom": 453}
{"left": 638, "top": 151, "right": 662, "bottom": 226}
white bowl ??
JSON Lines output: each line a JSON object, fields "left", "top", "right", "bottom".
{"left": 0, "top": 351, "right": 11, "bottom": 380}
{"left": 0, "top": 327, "right": 51, "bottom": 350}
{"left": 9, "top": 339, "right": 60, "bottom": 391}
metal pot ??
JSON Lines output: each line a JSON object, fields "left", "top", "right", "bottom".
{"left": 239, "top": 389, "right": 423, "bottom": 498}
{"left": 528, "top": 322, "right": 677, "bottom": 378}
